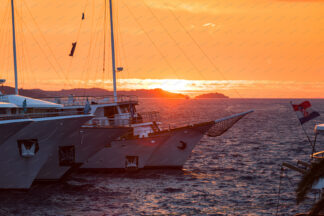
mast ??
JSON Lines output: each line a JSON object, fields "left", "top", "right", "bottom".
{"left": 108, "top": 0, "right": 117, "bottom": 102}
{"left": 11, "top": 0, "right": 19, "bottom": 95}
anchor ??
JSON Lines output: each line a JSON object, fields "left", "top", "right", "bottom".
{"left": 17, "top": 139, "right": 39, "bottom": 158}
{"left": 125, "top": 156, "right": 139, "bottom": 170}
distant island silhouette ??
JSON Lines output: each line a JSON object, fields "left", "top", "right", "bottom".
{"left": 0, "top": 86, "right": 229, "bottom": 99}
{"left": 195, "top": 93, "right": 229, "bottom": 99}
{"left": 0, "top": 86, "right": 190, "bottom": 99}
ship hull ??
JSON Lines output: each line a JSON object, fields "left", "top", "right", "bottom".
{"left": 145, "top": 123, "right": 214, "bottom": 168}
{"left": 81, "top": 110, "right": 253, "bottom": 170}
{"left": 0, "top": 120, "right": 32, "bottom": 144}
{"left": 81, "top": 136, "right": 169, "bottom": 170}
{"left": 0, "top": 115, "right": 90, "bottom": 189}
{"left": 36, "top": 127, "right": 130, "bottom": 180}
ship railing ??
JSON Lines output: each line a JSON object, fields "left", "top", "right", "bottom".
{"left": 83, "top": 117, "right": 131, "bottom": 127}
{"left": 0, "top": 110, "right": 85, "bottom": 121}
{"left": 40, "top": 95, "right": 138, "bottom": 106}
{"left": 82, "top": 111, "right": 161, "bottom": 127}
{"left": 134, "top": 111, "right": 160, "bottom": 123}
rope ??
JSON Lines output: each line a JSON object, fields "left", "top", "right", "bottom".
{"left": 81, "top": 0, "right": 95, "bottom": 92}
{"left": 103, "top": 0, "right": 107, "bottom": 77}
{"left": 65, "top": 0, "right": 89, "bottom": 88}
{"left": 92, "top": 5, "right": 106, "bottom": 89}
{"left": 121, "top": 1, "right": 181, "bottom": 79}
{"left": 17, "top": 1, "right": 25, "bottom": 88}
{"left": 275, "top": 166, "right": 284, "bottom": 216}
{"left": 91, "top": 4, "right": 106, "bottom": 88}
{"left": 0, "top": 1, "right": 11, "bottom": 81}
{"left": 18, "top": 1, "right": 73, "bottom": 88}
{"left": 311, "top": 134, "right": 317, "bottom": 161}
{"left": 161, "top": 0, "right": 243, "bottom": 98}
{"left": 141, "top": 0, "right": 207, "bottom": 80}
{"left": 20, "top": 14, "right": 37, "bottom": 88}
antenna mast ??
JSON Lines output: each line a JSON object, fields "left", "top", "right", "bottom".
{"left": 108, "top": 0, "right": 117, "bottom": 102}
{"left": 11, "top": 0, "right": 19, "bottom": 95}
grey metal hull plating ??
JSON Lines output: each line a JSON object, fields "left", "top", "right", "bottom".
{"left": 36, "top": 126, "right": 130, "bottom": 180}
{"left": 0, "top": 120, "right": 32, "bottom": 144}
{"left": 145, "top": 124, "right": 214, "bottom": 168}
{"left": 0, "top": 116, "right": 89, "bottom": 189}
{"left": 81, "top": 136, "right": 169, "bottom": 170}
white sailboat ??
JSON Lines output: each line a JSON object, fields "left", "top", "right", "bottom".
{"left": 0, "top": 0, "right": 92, "bottom": 189}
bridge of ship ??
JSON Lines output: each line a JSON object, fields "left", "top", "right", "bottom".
{"left": 42, "top": 95, "right": 161, "bottom": 129}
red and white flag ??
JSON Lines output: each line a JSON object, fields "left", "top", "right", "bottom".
{"left": 291, "top": 101, "right": 320, "bottom": 124}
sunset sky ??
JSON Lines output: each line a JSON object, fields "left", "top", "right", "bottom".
{"left": 0, "top": 0, "right": 323, "bottom": 98}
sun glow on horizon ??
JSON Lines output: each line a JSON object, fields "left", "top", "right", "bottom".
{"left": 4, "top": 78, "right": 324, "bottom": 98}
{"left": 143, "top": 79, "right": 193, "bottom": 93}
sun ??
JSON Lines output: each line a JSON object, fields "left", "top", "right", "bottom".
{"left": 149, "top": 79, "right": 191, "bottom": 93}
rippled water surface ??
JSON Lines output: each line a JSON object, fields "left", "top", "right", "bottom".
{"left": 1, "top": 99, "right": 324, "bottom": 215}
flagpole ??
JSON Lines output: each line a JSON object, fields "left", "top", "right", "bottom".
{"left": 290, "top": 101, "right": 315, "bottom": 156}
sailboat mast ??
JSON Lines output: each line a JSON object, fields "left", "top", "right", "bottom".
{"left": 10, "top": 0, "right": 19, "bottom": 95}
{"left": 108, "top": 0, "right": 117, "bottom": 102}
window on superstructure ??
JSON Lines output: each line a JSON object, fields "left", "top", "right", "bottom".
{"left": 0, "top": 109, "right": 7, "bottom": 115}
{"left": 104, "top": 106, "right": 118, "bottom": 118}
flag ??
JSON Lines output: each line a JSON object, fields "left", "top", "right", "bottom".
{"left": 69, "top": 42, "right": 77, "bottom": 56}
{"left": 291, "top": 101, "right": 320, "bottom": 124}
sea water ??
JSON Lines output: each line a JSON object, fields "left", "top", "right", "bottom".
{"left": 0, "top": 98, "right": 323, "bottom": 215}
